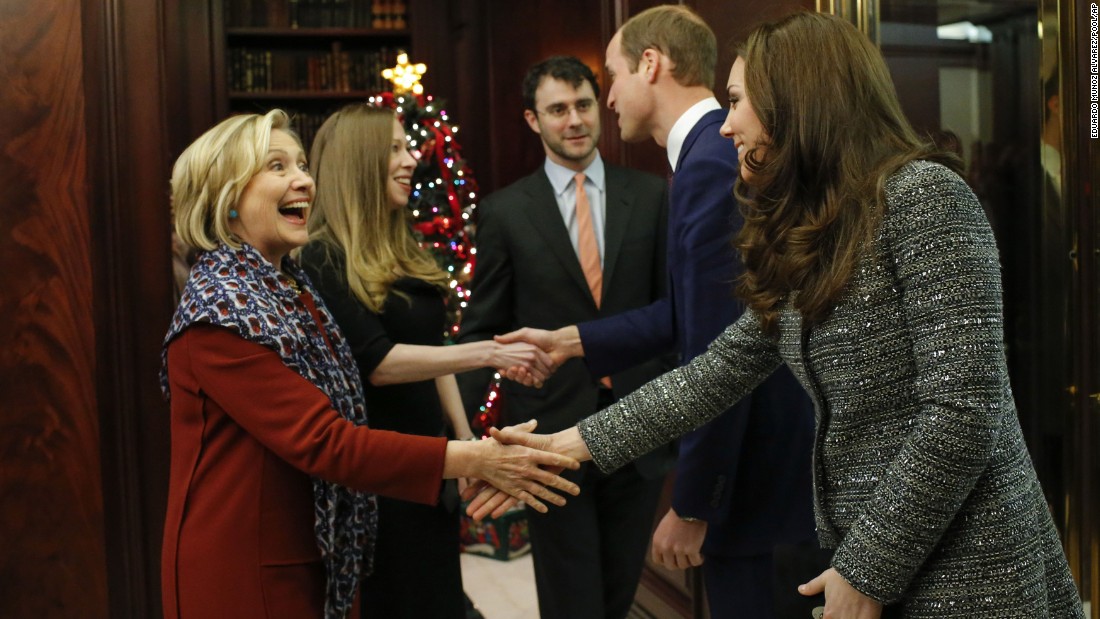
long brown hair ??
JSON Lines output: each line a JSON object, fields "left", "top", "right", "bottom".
{"left": 307, "top": 103, "right": 448, "bottom": 313}
{"left": 733, "top": 12, "right": 960, "bottom": 334}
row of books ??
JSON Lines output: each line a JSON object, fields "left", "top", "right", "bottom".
{"left": 226, "top": 0, "right": 408, "bottom": 29}
{"left": 228, "top": 46, "right": 400, "bottom": 93}
{"left": 287, "top": 110, "right": 336, "bottom": 150}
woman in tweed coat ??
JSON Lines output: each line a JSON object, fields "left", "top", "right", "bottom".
{"left": 473, "top": 11, "right": 1084, "bottom": 619}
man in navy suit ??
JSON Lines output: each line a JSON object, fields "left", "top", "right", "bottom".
{"left": 498, "top": 6, "right": 816, "bottom": 618}
{"left": 457, "top": 56, "right": 674, "bottom": 619}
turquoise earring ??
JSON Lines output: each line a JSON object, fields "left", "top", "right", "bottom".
{"left": 229, "top": 209, "right": 239, "bottom": 219}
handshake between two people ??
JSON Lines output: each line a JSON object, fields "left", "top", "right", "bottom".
{"left": 490, "top": 325, "right": 584, "bottom": 388}
{"left": 453, "top": 419, "right": 592, "bottom": 522}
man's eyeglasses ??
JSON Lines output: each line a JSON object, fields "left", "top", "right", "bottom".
{"left": 536, "top": 99, "right": 596, "bottom": 119}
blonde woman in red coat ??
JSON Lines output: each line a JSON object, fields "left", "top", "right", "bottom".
{"left": 161, "top": 109, "right": 578, "bottom": 619}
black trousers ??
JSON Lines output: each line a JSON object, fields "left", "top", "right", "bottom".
{"left": 526, "top": 390, "right": 664, "bottom": 619}
{"left": 359, "top": 495, "right": 465, "bottom": 619}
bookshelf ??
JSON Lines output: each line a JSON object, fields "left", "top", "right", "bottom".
{"left": 216, "top": 0, "right": 412, "bottom": 148}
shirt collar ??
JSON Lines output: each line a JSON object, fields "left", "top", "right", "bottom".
{"left": 544, "top": 151, "right": 606, "bottom": 196}
{"left": 666, "top": 97, "right": 722, "bottom": 172}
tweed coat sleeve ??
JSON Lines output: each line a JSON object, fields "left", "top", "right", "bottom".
{"left": 829, "top": 163, "right": 1009, "bottom": 603}
{"left": 577, "top": 309, "right": 782, "bottom": 472}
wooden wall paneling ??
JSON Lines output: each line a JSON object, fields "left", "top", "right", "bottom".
{"left": 409, "top": 0, "right": 493, "bottom": 200}
{"left": 409, "top": 0, "right": 457, "bottom": 113}
{"left": 165, "top": 0, "right": 220, "bottom": 141}
{"left": 695, "top": 0, "right": 817, "bottom": 92}
{"left": 478, "top": 0, "right": 609, "bottom": 192}
{"left": 446, "top": 0, "right": 491, "bottom": 202}
{"left": 0, "top": 0, "right": 108, "bottom": 616}
{"left": 83, "top": 0, "right": 177, "bottom": 615}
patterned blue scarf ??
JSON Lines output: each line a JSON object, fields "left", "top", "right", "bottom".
{"left": 161, "top": 242, "right": 377, "bottom": 619}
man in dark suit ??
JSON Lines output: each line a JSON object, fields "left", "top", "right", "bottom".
{"left": 497, "top": 7, "right": 817, "bottom": 618}
{"left": 457, "top": 56, "right": 673, "bottom": 619}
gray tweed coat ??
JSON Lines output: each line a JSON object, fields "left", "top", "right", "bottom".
{"left": 578, "top": 161, "right": 1083, "bottom": 617}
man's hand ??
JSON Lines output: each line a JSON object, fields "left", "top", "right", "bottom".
{"left": 651, "top": 508, "right": 707, "bottom": 569}
{"left": 799, "top": 567, "right": 883, "bottom": 619}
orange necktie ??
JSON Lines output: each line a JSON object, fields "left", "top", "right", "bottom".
{"left": 575, "top": 173, "right": 612, "bottom": 390}
{"left": 574, "top": 172, "right": 602, "bottom": 307}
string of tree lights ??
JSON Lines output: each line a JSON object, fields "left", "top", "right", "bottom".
{"left": 372, "top": 55, "right": 504, "bottom": 435}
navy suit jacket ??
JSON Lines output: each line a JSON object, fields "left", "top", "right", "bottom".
{"left": 577, "top": 109, "right": 816, "bottom": 556}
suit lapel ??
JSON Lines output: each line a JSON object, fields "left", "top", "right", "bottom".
{"left": 675, "top": 108, "right": 726, "bottom": 171}
{"left": 520, "top": 172, "right": 596, "bottom": 304}
{"left": 601, "top": 166, "right": 634, "bottom": 294}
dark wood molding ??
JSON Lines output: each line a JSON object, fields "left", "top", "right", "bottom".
{"left": 83, "top": 0, "right": 179, "bottom": 616}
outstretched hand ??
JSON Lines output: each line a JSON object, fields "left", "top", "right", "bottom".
{"left": 462, "top": 425, "right": 558, "bottom": 520}
{"left": 799, "top": 567, "right": 883, "bottom": 619}
{"left": 449, "top": 420, "right": 581, "bottom": 517}
{"left": 463, "top": 423, "right": 592, "bottom": 520}
{"left": 462, "top": 438, "right": 579, "bottom": 514}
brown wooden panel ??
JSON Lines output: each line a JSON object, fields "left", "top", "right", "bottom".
{"left": 696, "top": 0, "right": 816, "bottom": 90}
{"left": 0, "top": 0, "right": 108, "bottom": 616}
{"left": 481, "top": 0, "right": 611, "bottom": 191}
{"left": 165, "top": 0, "right": 220, "bottom": 146}
{"left": 84, "top": 0, "right": 179, "bottom": 615}
{"left": 412, "top": 0, "right": 494, "bottom": 198}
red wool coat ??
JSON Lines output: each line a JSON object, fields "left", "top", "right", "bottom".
{"left": 161, "top": 295, "right": 447, "bottom": 619}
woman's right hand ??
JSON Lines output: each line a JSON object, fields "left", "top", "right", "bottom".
{"left": 488, "top": 341, "right": 555, "bottom": 386}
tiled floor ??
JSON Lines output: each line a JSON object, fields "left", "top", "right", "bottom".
{"left": 461, "top": 551, "right": 539, "bottom": 619}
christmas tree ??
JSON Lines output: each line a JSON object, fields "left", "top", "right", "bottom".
{"left": 371, "top": 57, "right": 503, "bottom": 435}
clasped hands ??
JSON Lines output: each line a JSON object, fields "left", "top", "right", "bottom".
{"left": 458, "top": 420, "right": 591, "bottom": 521}
{"left": 492, "top": 326, "right": 580, "bottom": 388}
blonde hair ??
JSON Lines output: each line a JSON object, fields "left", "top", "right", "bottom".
{"left": 307, "top": 103, "right": 448, "bottom": 313}
{"left": 619, "top": 5, "right": 716, "bottom": 88}
{"left": 733, "top": 12, "right": 960, "bottom": 333}
{"left": 170, "top": 109, "right": 295, "bottom": 251}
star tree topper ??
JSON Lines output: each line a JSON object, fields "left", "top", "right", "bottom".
{"left": 382, "top": 52, "right": 427, "bottom": 95}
